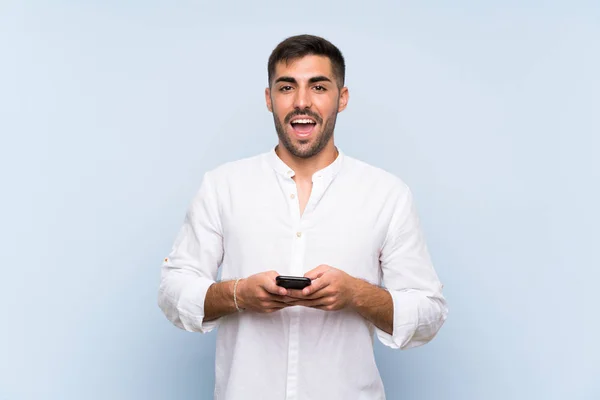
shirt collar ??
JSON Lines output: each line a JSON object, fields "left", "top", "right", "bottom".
{"left": 266, "top": 145, "right": 345, "bottom": 182}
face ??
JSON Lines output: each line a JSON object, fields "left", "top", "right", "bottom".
{"left": 266, "top": 55, "right": 349, "bottom": 159}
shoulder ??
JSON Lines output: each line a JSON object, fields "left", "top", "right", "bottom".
{"left": 342, "top": 154, "right": 411, "bottom": 196}
{"left": 203, "top": 152, "right": 269, "bottom": 185}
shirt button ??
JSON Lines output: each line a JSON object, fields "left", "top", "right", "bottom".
{"left": 287, "top": 170, "right": 293, "bottom": 176}
{"left": 290, "top": 194, "right": 296, "bottom": 199}
{"left": 296, "top": 232, "right": 302, "bottom": 238}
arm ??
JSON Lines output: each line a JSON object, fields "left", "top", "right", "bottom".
{"left": 158, "top": 172, "right": 294, "bottom": 331}
{"left": 204, "top": 273, "right": 292, "bottom": 322}
{"left": 283, "top": 266, "right": 395, "bottom": 335}
{"left": 157, "top": 171, "right": 224, "bottom": 333}
{"left": 283, "top": 266, "right": 394, "bottom": 335}
{"left": 203, "top": 280, "right": 238, "bottom": 322}
{"left": 376, "top": 185, "right": 448, "bottom": 349}
{"left": 350, "top": 278, "right": 394, "bottom": 335}
{"left": 286, "top": 185, "right": 448, "bottom": 348}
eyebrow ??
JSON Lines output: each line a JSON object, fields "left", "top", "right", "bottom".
{"left": 274, "top": 75, "right": 333, "bottom": 85}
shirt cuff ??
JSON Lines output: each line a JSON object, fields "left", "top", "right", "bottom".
{"left": 177, "top": 277, "right": 220, "bottom": 333}
{"left": 376, "top": 288, "right": 448, "bottom": 349}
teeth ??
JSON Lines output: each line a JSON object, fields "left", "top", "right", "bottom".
{"left": 291, "top": 119, "right": 315, "bottom": 124}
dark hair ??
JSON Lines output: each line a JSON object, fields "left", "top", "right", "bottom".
{"left": 267, "top": 34, "right": 346, "bottom": 89}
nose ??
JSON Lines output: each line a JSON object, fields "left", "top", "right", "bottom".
{"left": 293, "top": 86, "right": 312, "bottom": 110}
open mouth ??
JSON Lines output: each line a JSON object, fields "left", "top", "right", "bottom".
{"left": 290, "top": 117, "right": 317, "bottom": 137}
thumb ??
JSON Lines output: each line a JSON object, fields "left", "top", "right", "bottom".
{"left": 264, "top": 272, "right": 287, "bottom": 296}
{"left": 304, "top": 264, "right": 330, "bottom": 280}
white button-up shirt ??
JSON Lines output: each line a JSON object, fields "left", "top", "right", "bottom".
{"left": 158, "top": 147, "right": 448, "bottom": 400}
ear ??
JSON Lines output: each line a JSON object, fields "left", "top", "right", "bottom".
{"left": 338, "top": 86, "right": 349, "bottom": 112}
{"left": 265, "top": 87, "right": 273, "bottom": 112}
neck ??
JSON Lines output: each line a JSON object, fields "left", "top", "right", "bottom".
{"left": 275, "top": 141, "right": 338, "bottom": 181}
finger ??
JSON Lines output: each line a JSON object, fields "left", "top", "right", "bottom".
{"left": 299, "top": 290, "right": 332, "bottom": 301}
{"left": 290, "top": 298, "right": 330, "bottom": 308}
{"left": 304, "top": 264, "right": 330, "bottom": 281}
{"left": 267, "top": 294, "right": 293, "bottom": 303}
{"left": 301, "top": 277, "right": 330, "bottom": 297}
{"left": 261, "top": 304, "right": 290, "bottom": 313}
{"left": 285, "top": 281, "right": 330, "bottom": 299}
{"left": 281, "top": 296, "right": 305, "bottom": 303}
{"left": 284, "top": 289, "right": 306, "bottom": 299}
{"left": 263, "top": 275, "right": 288, "bottom": 296}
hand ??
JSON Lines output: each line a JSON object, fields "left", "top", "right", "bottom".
{"left": 284, "top": 265, "right": 358, "bottom": 311}
{"left": 236, "top": 271, "right": 291, "bottom": 313}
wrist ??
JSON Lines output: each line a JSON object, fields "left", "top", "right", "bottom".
{"left": 348, "top": 277, "right": 364, "bottom": 310}
{"left": 234, "top": 278, "right": 247, "bottom": 311}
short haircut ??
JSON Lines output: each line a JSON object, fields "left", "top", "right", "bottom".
{"left": 267, "top": 34, "right": 346, "bottom": 89}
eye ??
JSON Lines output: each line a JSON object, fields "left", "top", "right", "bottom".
{"left": 279, "top": 86, "right": 293, "bottom": 92}
{"left": 314, "top": 85, "right": 326, "bottom": 91}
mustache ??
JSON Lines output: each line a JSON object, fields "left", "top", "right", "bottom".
{"left": 284, "top": 109, "right": 323, "bottom": 125}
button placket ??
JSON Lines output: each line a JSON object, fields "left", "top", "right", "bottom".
{"left": 285, "top": 176, "right": 303, "bottom": 400}
{"left": 291, "top": 203, "right": 304, "bottom": 277}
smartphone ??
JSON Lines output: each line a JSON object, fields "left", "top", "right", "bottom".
{"left": 276, "top": 275, "right": 311, "bottom": 290}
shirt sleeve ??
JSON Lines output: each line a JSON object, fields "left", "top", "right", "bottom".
{"left": 157, "top": 171, "right": 224, "bottom": 333}
{"left": 376, "top": 184, "right": 448, "bottom": 349}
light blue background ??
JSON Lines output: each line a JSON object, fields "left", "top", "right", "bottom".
{"left": 1, "top": 1, "right": 598, "bottom": 399}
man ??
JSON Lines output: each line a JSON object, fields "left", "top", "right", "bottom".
{"left": 158, "top": 34, "right": 448, "bottom": 400}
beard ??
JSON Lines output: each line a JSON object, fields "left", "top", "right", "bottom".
{"left": 273, "top": 106, "right": 338, "bottom": 159}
